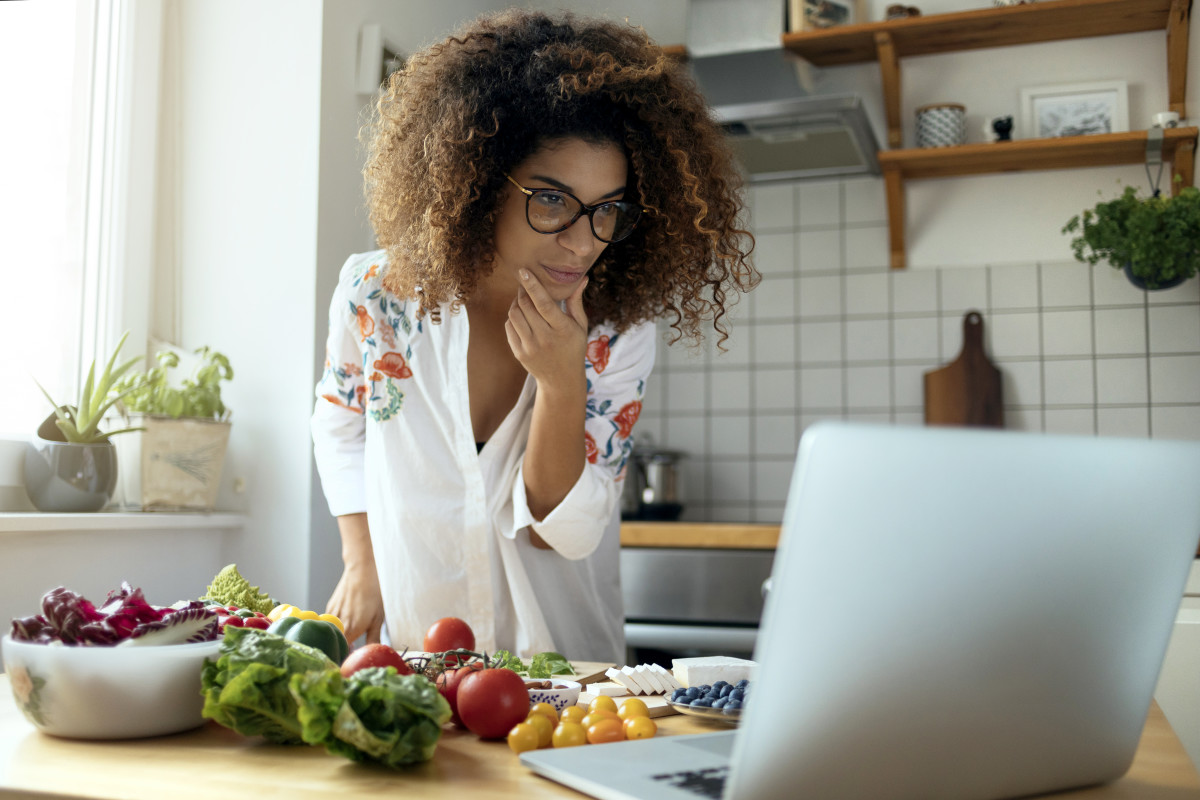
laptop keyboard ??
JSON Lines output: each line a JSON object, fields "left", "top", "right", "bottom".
{"left": 651, "top": 766, "right": 729, "bottom": 799}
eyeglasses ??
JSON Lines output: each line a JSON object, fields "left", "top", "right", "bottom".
{"left": 506, "top": 174, "right": 644, "bottom": 244}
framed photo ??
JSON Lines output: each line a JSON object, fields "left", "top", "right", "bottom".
{"left": 1018, "top": 81, "right": 1129, "bottom": 139}
{"left": 788, "top": 0, "right": 864, "bottom": 32}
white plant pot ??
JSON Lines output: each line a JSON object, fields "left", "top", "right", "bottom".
{"left": 113, "top": 416, "right": 230, "bottom": 511}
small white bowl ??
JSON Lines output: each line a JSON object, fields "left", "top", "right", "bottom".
{"left": 2, "top": 634, "right": 220, "bottom": 739}
{"left": 527, "top": 679, "right": 582, "bottom": 714}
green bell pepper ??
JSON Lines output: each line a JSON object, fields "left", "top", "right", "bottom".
{"left": 267, "top": 616, "right": 349, "bottom": 665}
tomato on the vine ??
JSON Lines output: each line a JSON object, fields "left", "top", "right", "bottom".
{"left": 340, "top": 643, "right": 413, "bottom": 678}
{"left": 423, "top": 616, "right": 475, "bottom": 654}
{"left": 436, "top": 661, "right": 483, "bottom": 727}
{"left": 456, "top": 667, "right": 531, "bottom": 739}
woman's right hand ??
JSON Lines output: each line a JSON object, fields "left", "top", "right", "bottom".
{"left": 326, "top": 513, "right": 385, "bottom": 644}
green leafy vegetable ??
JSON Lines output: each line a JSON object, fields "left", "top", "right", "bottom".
{"left": 291, "top": 666, "right": 451, "bottom": 767}
{"left": 200, "top": 626, "right": 336, "bottom": 744}
{"left": 528, "top": 651, "right": 574, "bottom": 679}
{"left": 488, "top": 649, "right": 575, "bottom": 678}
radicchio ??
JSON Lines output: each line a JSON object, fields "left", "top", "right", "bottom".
{"left": 10, "top": 584, "right": 219, "bottom": 646}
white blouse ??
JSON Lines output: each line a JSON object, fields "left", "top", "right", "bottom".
{"left": 311, "top": 250, "right": 656, "bottom": 661}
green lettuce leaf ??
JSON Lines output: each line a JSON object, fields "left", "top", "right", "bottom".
{"left": 200, "top": 626, "right": 336, "bottom": 744}
{"left": 291, "top": 666, "right": 451, "bottom": 767}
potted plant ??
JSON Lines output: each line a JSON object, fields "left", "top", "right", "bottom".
{"left": 24, "top": 332, "right": 144, "bottom": 512}
{"left": 1062, "top": 183, "right": 1200, "bottom": 290}
{"left": 111, "top": 345, "right": 234, "bottom": 511}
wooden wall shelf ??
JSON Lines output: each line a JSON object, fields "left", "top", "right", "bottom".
{"left": 779, "top": 0, "right": 1194, "bottom": 268}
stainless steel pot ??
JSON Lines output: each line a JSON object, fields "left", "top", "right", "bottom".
{"left": 621, "top": 446, "right": 687, "bottom": 521}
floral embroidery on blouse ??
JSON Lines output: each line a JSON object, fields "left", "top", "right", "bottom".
{"left": 613, "top": 400, "right": 642, "bottom": 439}
{"left": 584, "top": 431, "right": 598, "bottom": 464}
{"left": 586, "top": 335, "right": 611, "bottom": 373}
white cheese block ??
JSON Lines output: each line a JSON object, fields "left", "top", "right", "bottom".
{"left": 605, "top": 668, "right": 639, "bottom": 693}
{"left": 635, "top": 664, "right": 666, "bottom": 694}
{"left": 585, "top": 681, "right": 631, "bottom": 697}
{"left": 650, "top": 663, "right": 682, "bottom": 690}
{"left": 672, "top": 656, "right": 757, "bottom": 688}
{"left": 622, "top": 665, "right": 657, "bottom": 695}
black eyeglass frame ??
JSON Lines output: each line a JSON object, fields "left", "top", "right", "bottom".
{"left": 505, "top": 174, "right": 645, "bottom": 244}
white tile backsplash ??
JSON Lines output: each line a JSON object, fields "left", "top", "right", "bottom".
{"left": 643, "top": 176, "right": 1200, "bottom": 522}
{"left": 798, "top": 229, "right": 841, "bottom": 272}
{"left": 845, "top": 318, "right": 891, "bottom": 362}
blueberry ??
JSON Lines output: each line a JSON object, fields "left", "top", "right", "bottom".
{"left": 712, "top": 697, "right": 728, "bottom": 709}
{"left": 736, "top": 679, "right": 749, "bottom": 689}
{"left": 697, "top": 684, "right": 712, "bottom": 694}
{"left": 671, "top": 688, "right": 687, "bottom": 702}
{"left": 725, "top": 699, "right": 742, "bottom": 711}
{"left": 691, "top": 697, "right": 714, "bottom": 708}
{"left": 712, "top": 680, "right": 729, "bottom": 690}
{"left": 728, "top": 688, "right": 744, "bottom": 702}
{"left": 718, "top": 684, "right": 733, "bottom": 698}
{"left": 685, "top": 687, "right": 701, "bottom": 700}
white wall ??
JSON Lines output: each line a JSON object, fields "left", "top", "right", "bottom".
{"left": 160, "top": 0, "right": 324, "bottom": 605}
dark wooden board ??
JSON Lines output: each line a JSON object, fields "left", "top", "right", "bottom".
{"left": 924, "top": 310, "right": 1004, "bottom": 428}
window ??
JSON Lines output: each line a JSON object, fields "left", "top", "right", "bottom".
{"left": 0, "top": 0, "right": 160, "bottom": 439}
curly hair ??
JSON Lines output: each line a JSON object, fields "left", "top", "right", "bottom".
{"left": 363, "top": 8, "right": 757, "bottom": 345}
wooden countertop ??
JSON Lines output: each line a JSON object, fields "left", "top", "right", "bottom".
{"left": 619, "top": 522, "right": 780, "bottom": 549}
{"left": 1, "top": 675, "right": 1197, "bottom": 799}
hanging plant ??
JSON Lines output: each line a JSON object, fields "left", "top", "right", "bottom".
{"left": 1063, "top": 182, "right": 1200, "bottom": 290}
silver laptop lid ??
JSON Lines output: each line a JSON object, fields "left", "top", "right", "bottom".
{"left": 728, "top": 422, "right": 1200, "bottom": 800}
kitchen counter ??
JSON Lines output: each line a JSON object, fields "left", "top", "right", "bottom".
{"left": 619, "top": 522, "right": 779, "bottom": 549}
{"left": 1, "top": 676, "right": 1197, "bottom": 799}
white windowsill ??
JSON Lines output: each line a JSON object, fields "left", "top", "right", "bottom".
{"left": 0, "top": 511, "right": 247, "bottom": 534}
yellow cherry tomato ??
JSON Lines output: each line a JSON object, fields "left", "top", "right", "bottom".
{"left": 267, "top": 604, "right": 294, "bottom": 622}
{"left": 523, "top": 711, "right": 554, "bottom": 748}
{"left": 618, "top": 697, "right": 650, "bottom": 720}
{"left": 623, "top": 716, "right": 657, "bottom": 740}
{"left": 588, "top": 696, "right": 618, "bottom": 715}
{"left": 580, "top": 710, "right": 619, "bottom": 730}
{"left": 559, "top": 705, "right": 586, "bottom": 725}
{"left": 507, "top": 722, "right": 539, "bottom": 754}
{"left": 552, "top": 721, "right": 588, "bottom": 748}
{"left": 317, "top": 613, "right": 344, "bottom": 632}
{"left": 586, "top": 718, "right": 626, "bottom": 744}
{"left": 529, "top": 702, "right": 559, "bottom": 724}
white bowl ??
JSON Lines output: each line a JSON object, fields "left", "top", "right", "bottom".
{"left": 2, "top": 634, "right": 220, "bottom": 739}
{"left": 527, "top": 679, "right": 582, "bottom": 714}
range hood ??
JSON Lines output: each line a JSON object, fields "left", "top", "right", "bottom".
{"left": 688, "top": 47, "right": 881, "bottom": 181}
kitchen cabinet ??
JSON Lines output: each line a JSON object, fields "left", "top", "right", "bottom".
{"left": 778, "top": 0, "right": 1197, "bottom": 269}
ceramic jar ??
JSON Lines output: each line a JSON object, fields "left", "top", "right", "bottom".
{"left": 916, "top": 103, "right": 966, "bottom": 148}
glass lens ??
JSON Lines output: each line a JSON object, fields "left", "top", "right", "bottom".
{"left": 594, "top": 203, "right": 639, "bottom": 242}
{"left": 528, "top": 191, "right": 579, "bottom": 232}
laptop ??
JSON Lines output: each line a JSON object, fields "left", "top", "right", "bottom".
{"left": 521, "top": 421, "right": 1200, "bottom": 800}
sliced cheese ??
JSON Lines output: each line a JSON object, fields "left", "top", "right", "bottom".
{"left": 585, "top": 681, "right": 631, "bottom": 697}
{"left": 650, "top": 663, "right": 682, "bottom": 691}
{"left": 606, "top": 667, "right": 640, "bottom": 693}
{"left": 635, "top": 664, "right": 666, "bottom": 694}
{"left": 622, "top": 665, "right": 657, "bottom": 695}
{"left": 672, "top": 656, "right": 757, "bottom": 688}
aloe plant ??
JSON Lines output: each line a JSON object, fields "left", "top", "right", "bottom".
{"left": 35, "top": 331, "right": 147, "bottom": 444}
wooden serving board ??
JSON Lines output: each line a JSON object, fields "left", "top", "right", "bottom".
{"left": 924, "top": 310, "right": 1004, "bottom": 427}
{"left": 564, "top": 662, "right": 612, "bottom": 685}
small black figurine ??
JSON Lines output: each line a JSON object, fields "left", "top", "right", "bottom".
{"left": 991, "top": 115, "right": 1014, "bottom": 142}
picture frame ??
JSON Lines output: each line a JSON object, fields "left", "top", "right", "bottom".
{"left": 788, "top": 0, "right": 864, "bottom": 33}
{"left": 1018, "top": 80, "right": 1129, "bottom": 139}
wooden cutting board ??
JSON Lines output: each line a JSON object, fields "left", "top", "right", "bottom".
{"left": 578, "top": 684, "right": 679, "bottom": 718}
{"left": 924, "top": 310, "right": 1004, "bottom": 427}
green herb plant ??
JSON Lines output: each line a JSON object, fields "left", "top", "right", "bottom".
{"left": 1062, "top": 182, "right": 1200, "bottom": 290}
{"left": 35, "top": 331, "right": 146, "bottom": 444}
{"left": 114, "top": 345, "right": 233, "bottom": 420}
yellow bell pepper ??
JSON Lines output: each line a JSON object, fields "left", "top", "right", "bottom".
{"left": 284, "top": 607, "right": 320, "bottom": 621}
{"left": 267, "top": 603, "right": 295, "bottom": 622}
{"left": 318, "top": 613, "right": 345, "bottom": 633}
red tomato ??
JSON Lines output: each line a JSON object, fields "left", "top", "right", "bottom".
{"left": 241, "top": 617, "right": 270, "bottom": 630}
{"left": 436, "top": 662, "right": 483, "bottom": 727}
{"left": 456, "top": 668, "right": 531, "bottom": 739}
{"left": 423, "top": 617, "right": 475, "bottom": 654}
{"left": 339, "top": 643, "right": 414, "bottom": 678}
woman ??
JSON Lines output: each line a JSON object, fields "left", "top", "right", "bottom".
{"left": 312, "top": 9, "right": 756, "bottom": 662}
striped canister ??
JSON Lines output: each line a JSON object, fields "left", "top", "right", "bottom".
{"left": 915, "top": 103, "right": 966, "bottom": 148}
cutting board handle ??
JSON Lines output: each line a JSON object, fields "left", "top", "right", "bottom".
{"left": 962, "top": 310, "right": 984, "bottom": 353}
